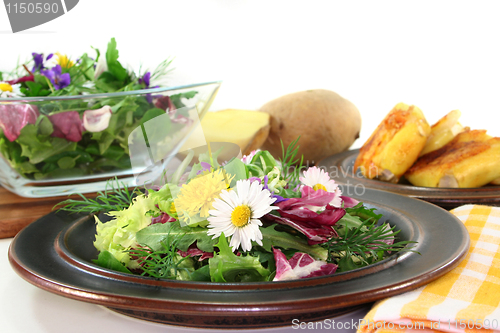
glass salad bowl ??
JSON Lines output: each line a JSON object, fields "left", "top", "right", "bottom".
{"left": 0, "top": 81, "right": 221, "bottom": 197}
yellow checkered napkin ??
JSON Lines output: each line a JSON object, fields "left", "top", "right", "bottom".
{"left": 358, "top": 205, "right": 500, "bottom": 333}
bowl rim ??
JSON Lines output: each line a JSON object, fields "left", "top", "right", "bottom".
{"left": 0, "top": 80, "right": 222, "bottom": 103}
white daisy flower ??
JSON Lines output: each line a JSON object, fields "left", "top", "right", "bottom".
{"left": 0, "top": 82, "right": 23, "bottom": 98}
{"left": 207, "top": 179, "right": 277, "bottom": 252}
{"left": 299, "top": 166, "right": 342, "bottom": 208}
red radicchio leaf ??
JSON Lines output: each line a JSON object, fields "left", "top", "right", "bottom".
{"left": 269, "top": 186, "right": 346, "bottom": 244}
{"left": 177, "top": 245, "right": 214, "bottom": 261}
{"left": 341, "top": 196, "right": 360, "bottom": 208}
{"left": 272, "top": 248, "right": 337, "bottom": 281}
{"left": 0, "top": 104, "right": 39, "bottom": 141}
{"left": 48, "top": 111, "right": 84, "bottom": 142}
{"left": 129, "top": 245, "right": 152, "bottom": 265}
{"left": 273, "top": 247, "right": 294, "bottom": 281}
{"left": 278, "top": 186, "right": 337, "bottom": 211}
{"left": 151, "top": 213, "right": 176, "bottom": 224}
{"left": 278, "top": 205, "right": 346, "bottom": 227}
{"left": 7, "top": 75, "right": 34, "bottom": 85}
{"left": 154, "top": 96, "right": 176, "bottom": 112}
{"left": 263, "top": 213, "right": 337, "bottom": 245}
{"left": 368, "top": 224, "right": 394, "bottom": 250}
{"left": 381, "top": 224, "right": 395, "bottom": 247}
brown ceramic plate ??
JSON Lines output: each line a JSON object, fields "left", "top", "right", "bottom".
{"left": 319, "top": 149, "right": 500, "bottom": 210}
{"left": 8, "top": 187, "right": 469, "bottom": 329}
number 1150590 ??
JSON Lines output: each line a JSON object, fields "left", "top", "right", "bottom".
{"left": 5, "top": 2, "right": 59, "bottom": 14}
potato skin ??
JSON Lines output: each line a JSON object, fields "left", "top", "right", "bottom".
{"left": 260, "top": 89, "right": 361, "bottom": 164}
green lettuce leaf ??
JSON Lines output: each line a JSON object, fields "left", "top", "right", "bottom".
{"left": 136, "top": 221, "right": 217, "bottom": 253}
{"left": 94, "top": 194, "right": 158, "bottom": 267}
{"left": 260, "top": 225, "right": 328, "bottom": 260}
{"left": 93, "top": 250, "right": 132, "bottom": 273}
{"left": 17, "top": 124, "right": 76, "bottom": 164}
{"left": 208, "top": 234, "right": 270, "bottom": 282}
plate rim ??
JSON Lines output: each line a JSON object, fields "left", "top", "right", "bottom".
{"left": 8, "top": 186, "right": 470, "bottom": 328}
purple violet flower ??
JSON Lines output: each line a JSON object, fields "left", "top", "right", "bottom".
{"left": 139, "top": 71, "right": 160, "bottom": 103}
{"left": 41, "top": 65, "right": 71, "bottom": 90}
{"left": 139, "top": 72, "right": 151, "bottom": 86}
{"left": 196, "top": 162, "right": 213, "bottom": 175}
{"left": 32, "top": 53, "right": 53, "bottom": 72}
{"left": 248, "top": 177, "right": 261, "bottom": 184}
{"left": 263, "top": 175, "right": 287, "bottom": 203}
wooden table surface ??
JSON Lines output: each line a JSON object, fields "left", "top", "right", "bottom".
{"left": 0, "top": 186, "right": 94, "bottom": 239}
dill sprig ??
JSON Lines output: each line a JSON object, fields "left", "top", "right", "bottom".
{"left": 150, "top": 57, "right": 175, "bottom": 86}
{"left": 327, "top": 219, "right": 417, "bottom": 270}
{"left": 54, "top": 177, "right": 139, "bottom": 214}
{"left": 129, "top": 240, "right": 189, "bottom": 280}
{"left": 280, "top": 136, "right": 306, "bottom": 187}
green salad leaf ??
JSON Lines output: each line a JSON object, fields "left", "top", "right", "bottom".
{"left": 94, "top": 194, "right": 158, "bottom": 267}
{"left": 260, "top": 225, "right": 328, "bottom": 260}
{"left": 136, "top": 221, "right": 217, "bottom": 253}
{"left": 105, "top": 37, "right": 129, "bottom": 82}
{"left": 209, "top": 234, "right": 270, "bottom": 282}
{"left": 93, "top": 250, "right": 132, "bottom": 274}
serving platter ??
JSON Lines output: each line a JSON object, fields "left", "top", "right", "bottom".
{"left": 320, "top": 149, "right": 500, "bottom": 209}
{"left": 8, "top": 186, "right": 469, "bottom": 329}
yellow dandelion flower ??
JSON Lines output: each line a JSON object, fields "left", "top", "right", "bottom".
{"left": 174, "top": 169, "right": 234, "bottom": 225}
{"left": 56, "top": 52, "right": 74, "bottom": 68}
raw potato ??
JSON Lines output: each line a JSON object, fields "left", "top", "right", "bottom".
{"left": 201, "top": 109, "right": 270, "bottom": 155}
{"left": 179, "top": 109, "right": 270, "bottom": 156}
{"left": 260, "top": 89, "right": 361, "bottom": 163}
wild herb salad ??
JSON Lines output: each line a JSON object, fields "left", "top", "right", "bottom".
{"left": 58, "top": 140, "right": 415, "bottom": 282}
{"left": 0, "top": 38, "right": 196, "bottom": 180}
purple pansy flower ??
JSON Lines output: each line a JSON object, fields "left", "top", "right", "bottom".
{"left": 32, "top": 53, "right": 53, "bottom": 72}
{"left": 41, "top": 65, "right": 70, "bottom": 90}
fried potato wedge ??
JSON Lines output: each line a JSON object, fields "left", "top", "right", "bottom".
{"left": 490, "top": 178, "right": 500, "bottom": 185}
{"left": 420, "top": 109, "right": 464, "bottom": 156}
{"left": 405, "top": 129, "right": 500, "bottom": 188}
{"left": 354, "top": 103, "right": 430, "bottom": 183}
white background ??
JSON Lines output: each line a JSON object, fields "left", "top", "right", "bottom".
{"left": 2, "top": 0, "right": 500, "bottom": 148}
